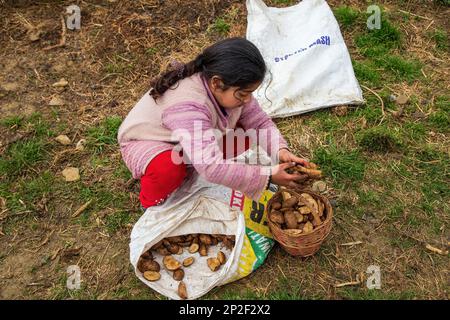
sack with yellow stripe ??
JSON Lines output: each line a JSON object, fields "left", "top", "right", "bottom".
{"left": 129, "top": 169, "right": 278, "bottom": 300}
{"left": 224, "top": 185, "right": 277, "bottom": 283}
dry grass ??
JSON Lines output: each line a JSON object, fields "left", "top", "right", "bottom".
{"left": 0, "top": 0, "right": 449, "bottom": 300}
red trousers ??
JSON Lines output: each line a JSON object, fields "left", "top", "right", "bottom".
{"left": 140, "top": 133, "right": 250, "bottom": 208}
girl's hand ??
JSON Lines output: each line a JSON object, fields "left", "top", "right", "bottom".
{"left": 271, "top": 162, "right": 308, "bottom": 188}
{"left": 278, "top": 148, "right": 309, "bottom": 166}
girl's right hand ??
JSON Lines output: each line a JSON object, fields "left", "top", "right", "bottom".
{"left": 270, "top": 162, "right": 307, "bottom": 188}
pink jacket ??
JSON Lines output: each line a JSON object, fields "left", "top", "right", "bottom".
{"left": 118, "top": 73, "right": 288, "bottom": 200}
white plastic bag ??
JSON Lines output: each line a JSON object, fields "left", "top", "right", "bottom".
{"left": 246, "top": 0, "right": 364, "bottom": 118}
{"left": 130, "top": 149, "right": 276, "bottom": 300}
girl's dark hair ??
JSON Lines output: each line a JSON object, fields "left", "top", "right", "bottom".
{"left": 149, "top": 37, "right": 266, "bottom": 99}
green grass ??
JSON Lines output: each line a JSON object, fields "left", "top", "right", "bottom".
{"left": 353, "top": 97, "right": 384, "bottom": 124}
{"left": 400, "top": 122, "right": 427, "bottom": 142}
{"left": 87, "top": 116, "right": 122, "bottom": 153}
{"left": 1, "top": 115, "right": 24, "bottom": 127}
{"left": 313, "top": 146, "right": 366, "bottom": 188}
{"left": 353, "top": 12, "right": 422, "bottom": 83}
{"left": 215, "top": 276, "right": 306, "bottom": 300}
{"left": 105, "top": 210, "right": 133, "bottom": 234}
{"left": 145, "top": 47, "right": 158, "bottom": 56}
{"left": 211, "top": 18, "right": 230, "bottom": 35}
{"left": 430, "top": 29, "right": 448, "bottom": 51}
{"left": 375, "top": 55, "right": 422, "bottom": 82}
{"left": 415, "top": 147, "right": 449, "bottom": 202}
{"left": 104, "top": 54, "right": 134, "bottom": 74}
{"left": 357, "top": 189, "right": 382, "bottom": 207}
{"left": 428, "top": 111, "right": 449, "bottom": 132}
{"left": 353, "top": 60, "right": 381, "bottom": 87}
{"left": 357, "top": 126, "right": 403, "bottom": 153}
{"left": 308, "top": 110, "right": 342, "bottom": 132}
{"left": 0, "top": 170, "right": 57, "bottom": 233}
{"left": 435, "top": 0, "right": 450, "bottom": 6}
{"left": 334, "top": 6, "right": 360, "bottom": 28}
{"left": 355, "top": 15, "right": 402, "bottom": 58}
{"left": 338, "top": 287, "right": 417, "bottom": 300}
{"left": 0, "top": 138, "right": 47, "bottom": 179}
{"left": 434, "top": 95, "right": 449, "bottom": 112}
{"left": 114, "top": 162, "right": 132, "bottom": 180}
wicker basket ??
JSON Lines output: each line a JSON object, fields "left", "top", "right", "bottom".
{"left": 267, "top": 189, "right": 333, "bottom": 257}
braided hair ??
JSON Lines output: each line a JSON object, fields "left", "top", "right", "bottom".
{"left": 149, "top": 37, "right": 266, "bottom": 100}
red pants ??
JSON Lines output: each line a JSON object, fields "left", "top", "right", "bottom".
{"left": 140, "top": 133, "right": 250, "bottom": 208}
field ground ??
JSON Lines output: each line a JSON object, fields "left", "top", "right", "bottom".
{"left": 0, "top": 0, "right": 448, "bottom": 299}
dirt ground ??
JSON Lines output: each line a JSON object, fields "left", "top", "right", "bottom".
{"left": 0, "top": 0, "right": 448, "bottom": 300}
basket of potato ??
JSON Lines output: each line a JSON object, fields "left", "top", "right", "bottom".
{"left": 267, "top": 188, "right": 333, "bottom": 257}
{"left": 136, "top": 234, "right": 235, "bottom": 300}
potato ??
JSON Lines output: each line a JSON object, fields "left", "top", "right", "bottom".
{"left": 192, "top": 236, "right": 199, "bottom": 245}
{"left": 222, "top": 237, "right": 234, "bottom": 250}
{"left": 199, "top": 243, "right": 208, "bottom": 256}
{"left": 212, "top": 234, "right": 225, "bottom": 242}
{"left": 227, "top": 235, "right": 236, "bottom": 242}
{"left": 300, "top": 193, "right": 321, "bottom": 226}
{"left": 140, "top": 249, "right": 153, "bottom": 260}
{"left": 272, "top": 202, "right": 282, "bottom": 210}
{"left": 188, "top": 243, "right": 199, "bottom": 254}
{"left": 312, "top": 219, "right": 321, "bottom": 227}
{"left": 207, "top": 257, "right": 221, "bottom": 271}
{"left": 217, "top": 251, "right": 226, "bottom": 265}
{"left": 182, "top": 257, "right": 195, "bottom": 267}
{"left": 294, "top": 212, "right": 304, "bottom": 224}
{"left": 179, "top": 241, "right": 191, "bottom": 247}
{"left": 295, "top": 165, "right": 322, "bottom": 178}
{"left": 284, "top": 211, "right": 298, "bottom": 229}
{"left": 173, "top": 269, "right": 184, "bottom": 281}
{"left": 178, "top": 281, "right": 188, "bottom": 299}
{"left": 163, "top": 255, "right": 181, "bottom": 271}
{"left": 303, "top": 221, "right": 314, "bottom": 233}
{"left": 163, "top": 239, "right": 171, "bottom": 248}
{"left": 137, "top": 259, "right": 160, "bottom": 273}
{"left": 156, "top": 247, "right": 171, "bottom": 256}
{"left": 282, "top": 191, "right": 291, "bottom": 201}
{"left": 298, "top": 206, "right": 311, "bottom": 215}
{"left": 199, "top": 234, "right": 212, "bottom": 245}
{"left": 318, "top": 200, "right": 324, "bottom": 217}
{"left": 151, "top": 240, "right": 164, "bottom": 250}
{"left": 143, "top": 271, "right": 161, "bottom": 282}
{"left": 297, "top": 222, "right": 306, "bottom": 231}
{"left": 308, "top": 214, "right": 314, "bottom": 222}
{"left": 282, "top": 196, "right": 298, "bottom": 208}
{"left": 184, "top": 235, "right": 194, "bottom": 242}
{"left": 167, "top": 236, "right": 185, "bottom": 243}
{"left": 211, "top": 237, "right": 218, "bottom": 246}
{"left": 168, "top": 244, "right": 180, "bottom": 254}
{"left": 176, "top": 247, "right": 183, "bottom": 255}
{"left": 305, "top": 162, "right": 319, "bottom": 170}
{"left": 269, "top": 210, "right": 284, "bottom": 224}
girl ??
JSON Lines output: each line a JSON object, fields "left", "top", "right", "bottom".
{"left": 118, "top": 37, "right": 308, "bottom": 209}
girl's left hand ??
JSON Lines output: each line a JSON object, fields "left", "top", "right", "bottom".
{"left": 278, "top": 148, "right": 309, "bottom": 166}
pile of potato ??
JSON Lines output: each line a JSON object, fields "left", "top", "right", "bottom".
{"left": 269, "top": 190, "right": 327, "bottom": 233}
{"left": 137, "top": 234, "right": 235, "bottom": 299}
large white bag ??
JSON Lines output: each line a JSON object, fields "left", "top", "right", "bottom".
{"left": 130, "top": 149, "right": 276, "bottom": 300}
{"left": 246, "top": 0, "right": 364, "bottom": 118}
